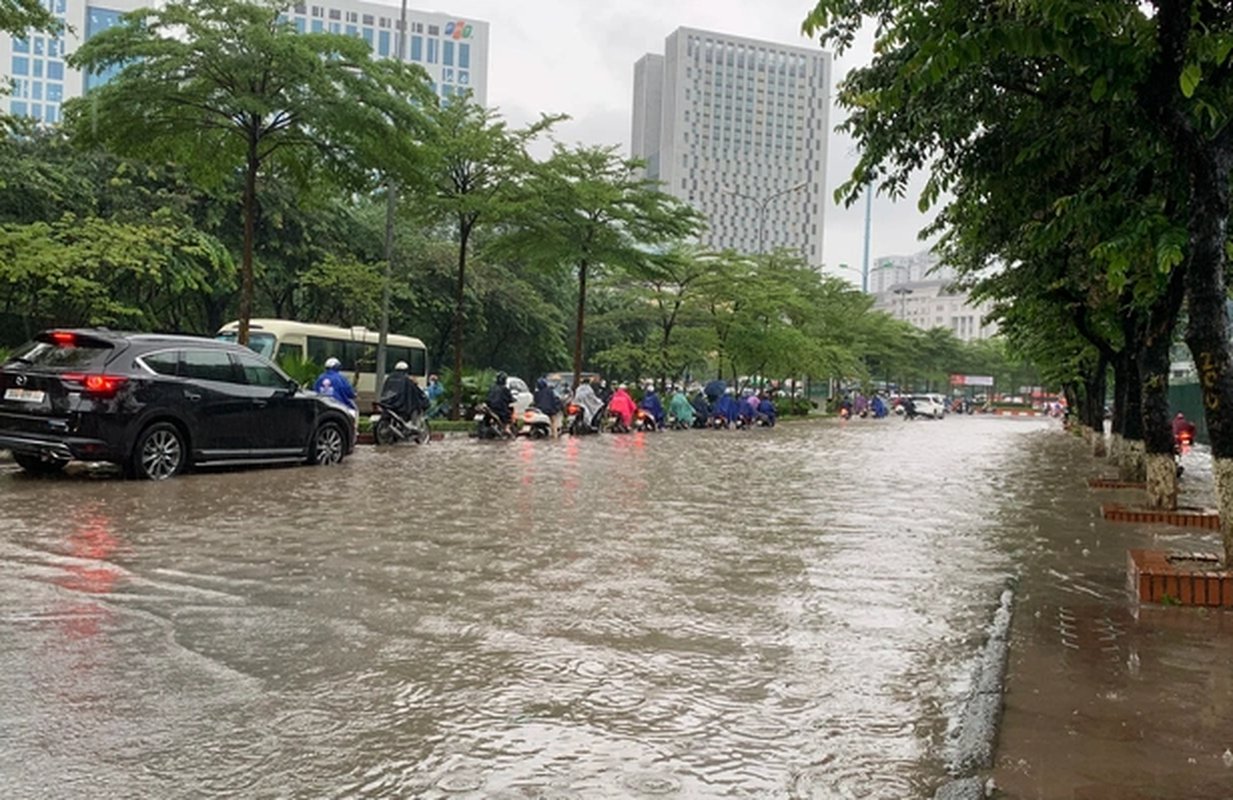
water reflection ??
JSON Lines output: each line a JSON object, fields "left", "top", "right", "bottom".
{"left": 1, "top": 417, "right": 1088, "bottom": 797}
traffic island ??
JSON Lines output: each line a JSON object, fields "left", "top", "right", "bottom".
{"left": 1127, "top": 549, "right": 1233, "bottom": 607}
{"left": 1100, "top": 502, "right": 1220, "bottom": 529}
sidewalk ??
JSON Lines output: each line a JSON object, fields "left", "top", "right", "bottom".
{"left": 988, "top": 438, "right": 1233, "bottom": 798}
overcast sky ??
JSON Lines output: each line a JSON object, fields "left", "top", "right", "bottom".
{"left": 427, "top": 0, "right": 938, "bottom": 282}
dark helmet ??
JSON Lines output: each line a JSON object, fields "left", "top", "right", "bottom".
{"left": 537, "top": 377, "right": 548, "bottom": 389}
{"left": 496, "top": 371, "right": 508, "bottom": 385}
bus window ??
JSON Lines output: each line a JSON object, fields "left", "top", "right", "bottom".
{"left": 276, "top": 343, "right": 303, "bottom": 362}
{"left": 387, "top": 346, "right": 427, "bottom": 377}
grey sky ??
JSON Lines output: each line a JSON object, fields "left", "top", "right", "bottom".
{"left": 431, "top": 0, "right": 938, "bottom": 282}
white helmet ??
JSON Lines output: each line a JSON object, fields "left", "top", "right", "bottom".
{"left": 324, "top": 357, "right": 341, "bottom": 369}
{"left": 394, "top": 361, "right": 409, "bottom": 371}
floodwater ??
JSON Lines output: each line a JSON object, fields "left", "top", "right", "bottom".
{"left": 0, "top": 415, "right": 1211, "bottom": 799}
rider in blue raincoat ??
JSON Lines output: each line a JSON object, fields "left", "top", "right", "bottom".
{"left": 639, "top": 386, "right": 666, "bottom": 429}
{"left": 714, "top": 388, "right": 741, "bottom": 427}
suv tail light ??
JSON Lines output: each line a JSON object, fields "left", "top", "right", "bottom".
{"left": 62, "top": 373, "right": 129, "bottom": 398}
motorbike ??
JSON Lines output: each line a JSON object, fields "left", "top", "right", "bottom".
{"left": 566, "top": 400, "right": 606, "bottom": 435}
{"left": 518, "top": 406, "right": 553, "bottom": 439}
{"left": 1174, "top": 427, "right": 1195, "bottom": 477}
{"left": 608, "top": 412, "right": 632, "bottom": 434}
{"left": 371, "top": 402, "right": 430, "bottom": 445}
{"left": 474, "top": 402, "right": 514, "bottom": 440}
{"left": 633, "top": 408, "right": 659, "bottom": 433}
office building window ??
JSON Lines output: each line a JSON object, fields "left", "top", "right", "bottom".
{"left": 346, "top": 11, "right": 357, "bottom": 22}
{"left": 294, "top": 17, "right": 305, "bottom": 32}
{"left": 345, "top": 24, "right": 356, "bottom": 36}
{"left": 412, "top": 22, "right": 423, "bottom": 33}
{"left": 362, "top": 27, "right": 373, "bottom": 46}
{"left": 428, "top": 24, "right": 439, "bottom": 35}
{"left": 361, "top": 14, "right": 372, "bottom": 24}
{"left": 311, "top": 5, "right": 322, "bottom": 16}
{"left": 293, "top": 3, "right": 305, "bottom": 12}
{"left": 458, "top": 71, "right": 469, "bottom": 85}
{"left": 329, "top": 22, "right": 339, "bottom": 33}
{"left": 410, "top": 34, "right": 422, "bottom": 61}
{"left": 443, "top": 40, "right": 454, "bottom": 66}
{"left": 10, "top": 100, "right": 27, "bottom": 116}
{"left": 459, "top": 43, "right": 470, "bottom": 69}
{"left": 378, "top": 30, "right": 390, "bottom": 56}
{"left": 311, "top": 20, "right": 323, "bottom": 32}
{"left": 427, "top": 38, "right": 437, "bottom": 63}
{"left": 46, "top": 83, "right": 62, "bottom": 102}
{"left": 11, "top": 56, "right": 29, "bottom": 75}
{"left": 443, "top": 67, "right": 453, "bottom": 82}
{"left": 328, "top": 8, "right": 340, "bottom": 19}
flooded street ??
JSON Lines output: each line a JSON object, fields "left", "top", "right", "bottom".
{"left": 0, "top": 415, "right": 1224, "bottom": 798}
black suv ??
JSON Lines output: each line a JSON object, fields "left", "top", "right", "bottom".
{"left": 0, "top": 329, "right": 355, "bottom": 479}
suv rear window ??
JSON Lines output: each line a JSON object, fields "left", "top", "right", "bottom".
{"left": 6, "top": 334, "right": 114, "bottom": 369}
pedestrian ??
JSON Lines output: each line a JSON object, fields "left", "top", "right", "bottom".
{"left": 426, "top": 373, "right": 445, "bottom": 418}
{"left": 313, "top": 357, "right": 357, "bottom": 412}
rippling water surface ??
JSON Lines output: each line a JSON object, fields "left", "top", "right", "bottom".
{"left": 0, "top": 416, "right": 1061, "bottom": 798}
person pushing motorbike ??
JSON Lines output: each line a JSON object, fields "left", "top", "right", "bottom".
{"left": 486, "top": 371, "right": 516, "bottom": 436}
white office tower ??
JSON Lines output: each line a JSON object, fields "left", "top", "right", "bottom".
{"left": 2, "top": 1, "right": 489, "bottom": 124}
{"left": 632, "top": 28, "right": 831, "bottom": 266}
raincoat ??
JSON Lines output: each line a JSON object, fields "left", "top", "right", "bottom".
{"left": 715, "top": 392, "right": 741, "bottom": 424}
{"left": 640, "top": 390, "right": 665, "bottom": 428}
{"left": 313, "top": 367, "right": 357, "bottom": 411}
{"left": 669, "top": 390, "right": 695, "bottom": 427}
{"left": 608, "top": 387, "right": 637, "bottom": 427}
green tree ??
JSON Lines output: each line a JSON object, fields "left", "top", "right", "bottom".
{"left": 0, "top": 0, "right": 60, "bottom": 39}
{"left": 413, "top": 97, "right": 559, "bottom": 417}
{"left": 65, "top": 0, "right": 430, "bottom": 346}
{"left": 497, "top": 143, "right": 704, "bottom": 394}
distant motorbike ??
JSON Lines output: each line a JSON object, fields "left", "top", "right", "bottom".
{"left": 474, "top": 402, "right": 514, "bottom": 440}
{"left": 518, "top": 406, "right": 553, "bottom": 439}
{"left": 633, "top": 408, "right": 659, "bottom": 433}
{"left": 371, "top": 402, "right": 430, "bottom": 445}
{"left": 1174, "top": 427, "right": 1195, "bottom": 477}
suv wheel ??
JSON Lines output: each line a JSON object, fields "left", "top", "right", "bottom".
{"left": 12, "top": 453, "right": 68, "bottom": 475}
{"left": 131, "top": 422, "right": 186, "bottom": 480}
{"left": 309, "top": 422, "right": 346, "bottom": 465}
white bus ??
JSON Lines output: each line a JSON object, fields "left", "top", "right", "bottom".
{"left": 216, "top": 319, "right": 429, "bottom": 399}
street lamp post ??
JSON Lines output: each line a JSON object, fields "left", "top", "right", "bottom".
{"left": 723, "top": 182, "right": 806, "bottom": 255}
{"left": 376, "top": 0, "right": 409, "bottom": 396}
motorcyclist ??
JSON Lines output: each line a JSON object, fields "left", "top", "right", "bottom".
{"left": 380, "top": 361, "right": 429, "bottom": 421}
{"left": 1172, "top": 412, "right": 1197, "bottom": 447}
{"left": 639, "top": 385, "right": 666, "bottom": 429}
{"left": 572, "top": 379, "right": 605, "bottom": 432}
{"left": 313, "top": 357, "right": 357, "bottom": 412}
{"left": 533, "top": 376, "right": 563, "bottom": 438}
{"left": 691, "top": 390, "right": 711, "bottom": 428}
{"left": 756, "top": 393, "right": 777, "bottom": 426}
{"left": 486, "top": 371, "right": 516, "bottom": 434}
{"left": 607, "top": 383, "right": 637, "bottom": 431}
{"left": 668, "top": 387, "right": 695, "bottom": 429}
{"left": 710, "top": 387, "right": 739, "bottom": 428}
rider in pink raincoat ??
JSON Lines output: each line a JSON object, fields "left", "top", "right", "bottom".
{"left": 607, "top": 384, "right": 638, "bottom": 428}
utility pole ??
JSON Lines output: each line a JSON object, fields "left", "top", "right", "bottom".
{"left": 376, "top": 0, "right": 409, "bottom": 396}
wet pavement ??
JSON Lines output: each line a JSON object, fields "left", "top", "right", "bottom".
{"left": 0, "top": 416, "right": 1230, "bottom": 799}
{"left": 989, "top": 436, "right": 1233, "bottom": 799}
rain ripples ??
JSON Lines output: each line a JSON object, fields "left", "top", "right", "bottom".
{"left": 0, "top": 416, "right": 1049, "bottom": 797}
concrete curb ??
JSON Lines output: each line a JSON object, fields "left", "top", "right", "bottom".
{"left": 933, "top": 580, "right": 1015, "bottom": 799}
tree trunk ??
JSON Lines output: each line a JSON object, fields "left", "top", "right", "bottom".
{"left": 572, "top": 260, "right": 588, "bottom": 393}
{"left": 450, "top": 218, "right": 471, "bottom": 420}
{"left": 1115, "top": 351, "right": 1144, "bottom": 481}
{"left": 1182, "top": 145, "right": 1233, "bottom": 567}
{"left": 1135, "top": 354, "right": 1168, "bottom": 495}
{"left": 238, "top": 141, "right": 259, "bottom": 347}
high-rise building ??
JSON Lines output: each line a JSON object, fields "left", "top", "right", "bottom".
{"left": 632, "top": 27, "right": 831, "bottom": 266}
{"left": 1, "top": 0, "right": 489, "bottom": 125}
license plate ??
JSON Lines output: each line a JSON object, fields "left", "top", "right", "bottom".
{"left": 4, "top": 387, "right": 45, "bottom": 403}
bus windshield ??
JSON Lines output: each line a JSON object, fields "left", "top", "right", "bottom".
{"left": 216, "top": 331, "right": 277, "bottom": 360}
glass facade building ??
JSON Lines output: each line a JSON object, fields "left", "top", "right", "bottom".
{"left": 2, "top": 0, "right": 489, "bottom": 124}
{"left": 632, "top": 28, "right": 831, "bottom": 266}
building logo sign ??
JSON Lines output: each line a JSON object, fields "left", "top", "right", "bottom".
{"left": 444, "top": 21, "right": 472, "bottom": 40}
